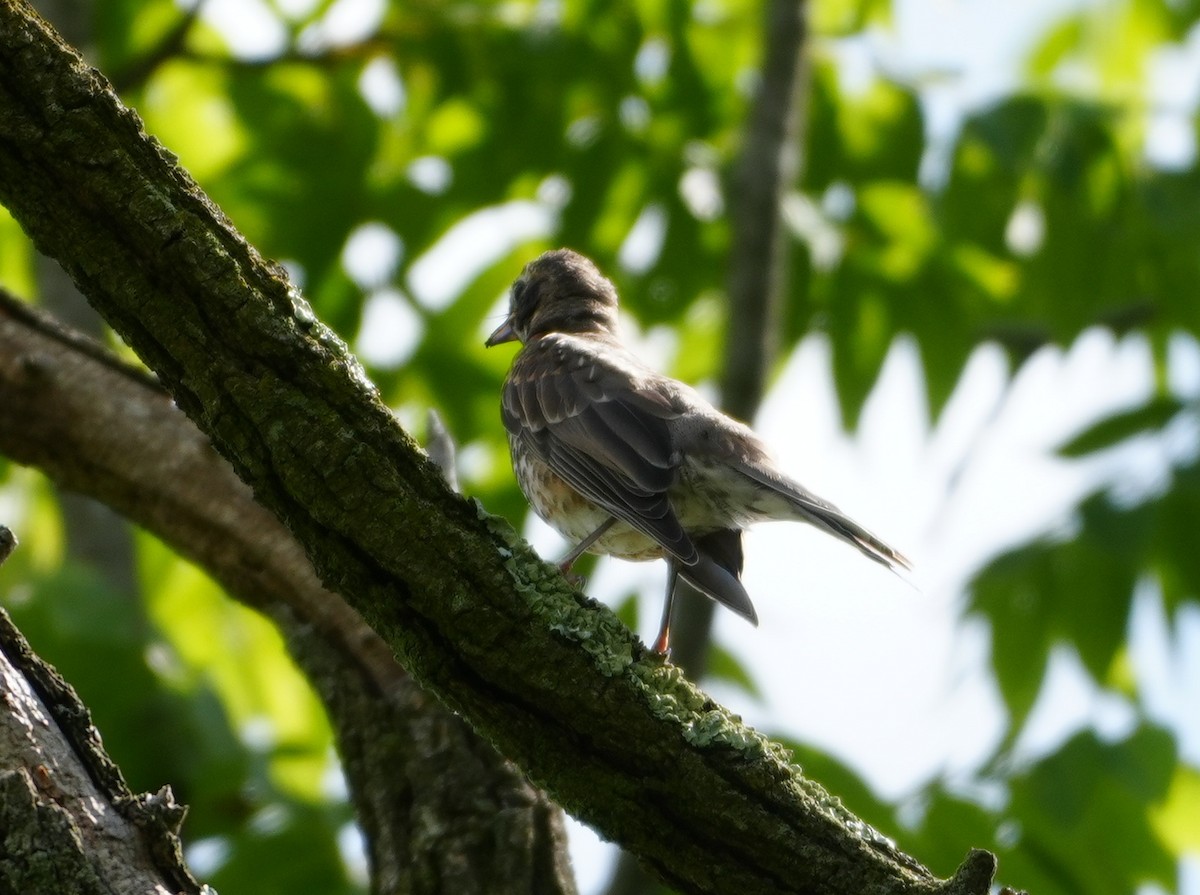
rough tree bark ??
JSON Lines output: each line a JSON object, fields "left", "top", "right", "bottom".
{"left": 0, "top": 3, "right": 1000, "bottom": 893}
{"left": 0, "top": 292, "right": 577, "bottom": 895}
{"left": 0, "top": 527, "right": 201, "bottom": 895}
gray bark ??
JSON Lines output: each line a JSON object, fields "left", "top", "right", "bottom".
{"left": 0, "top": 548, "right": 200, "bottom": 895}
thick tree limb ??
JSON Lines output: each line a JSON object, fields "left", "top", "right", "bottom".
{"left": 0, "top": 533, "right": 200, "bottom": 895}
{"left": 0, "top": 292, "right": 576, "bottom": 895}
{"left": 0, "top": 4, "right": 995, "bottom": 893}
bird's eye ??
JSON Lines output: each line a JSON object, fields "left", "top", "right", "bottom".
{"left": 510, "top": 278, "right": 527, "bottom": 309}
{"left": 512, "top": 278, "right": 540, "bottom": 328}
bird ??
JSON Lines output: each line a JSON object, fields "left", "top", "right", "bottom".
{"left": 486, "top": 248, "right": 910, "bottom": 654}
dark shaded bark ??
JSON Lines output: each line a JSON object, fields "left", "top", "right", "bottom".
{"left": 0, "top": 292, "right": 576, "bottom": 895}
{"left": 0, "top": 4, "right": 997, "bottom": 893}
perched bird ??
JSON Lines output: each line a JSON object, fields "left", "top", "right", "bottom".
{"left": 486, "top": 248, "right": 910, "bottom": 654}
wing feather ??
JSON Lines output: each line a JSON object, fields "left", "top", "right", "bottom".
{"left": 502, "top": 335, "right": 697, "bottom": 564}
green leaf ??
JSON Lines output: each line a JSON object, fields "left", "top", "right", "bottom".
{"left": 1058, "top": 396, "right": 1187, "bottom": 457}
{"left": 1002, "top": 727, "right": 1177, "bottom": 895}
{"left": 1151, "top": 765, "right": 1200, "bottom": 854}
{"left": 1026, "top": 16, "right": 1086, "bottom": 79}
{"left": 138, "top": 534, "right": 334, "bottom": 802}
{"left": 706, "top": 642, "right": 763, "bottom": 699}
{"left": 970, "top": 492, "right": 1146, "bottom": 728}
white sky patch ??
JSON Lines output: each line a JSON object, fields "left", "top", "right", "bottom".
{"left": 821, "top": 181, "right": 856, "bottom": 222}
{"left": 619, "top": 318, "right": 679, "bottom": 373}
{"left": 321, "top": 754, "right": 349, "bottom": 801}
{"left": 535, "top": 174, "right": 573, "bottom": 209}
{"left": 1169, "top": 333, "right": 1200, "bottom": 398}
{"left": 828, "top": 35, "right": 878, "bottom": 97}
{"left": 634, "top": 37, "right": 670, "bottom": 85}
{"left": 456, "top": 441, "right": 498, "bottom": 485}
{"left": 337, "top": 823, "right": 370, "bottom": 886}
{"left": 1005, "top": 200, "right": 1045, "bottom": 256}
{"left": 1132, "top": 584, "right": 1200, "bottom": 765}
{"left": 566, "top": 815, "right": 617, "bottom": 895}
{"left": 407, "top": 156, "right": 453, "bottom": 195}
{"left": 619, "top": 95, "right": 651, "bottom": 133}
{"left": 679, "top": 166, "right": 723, "bottom": 220}
{"left": 239, "top": 715, "right": 276, "bottom": 751}
{"left": 342, "top": 221, "right": 403, "bottom": 289}
{"left": 278, "top": 258, "right": 307, "bottom": 289}
{"left": 1148, "top": 22, "right": 1200, "bottom": 109}
{"left": 1144, "top": 113, "right": 1197, "bottom": 171}
{"left": 197, "top": 0, "right": 287, "bottom": 59}
{"left": 298, "top": 0, "right": 385, "bottom": 52}
{"left": 355, "top": 288, "right": 423, "bottom": 368}
{"left": 359, "top": 56, "right": 406, "bottom": 117}
{"left": 185, "top": 837, "right": 231, "bottom": 878}
{"left": 407, "top": 201, "right": 558, "bottom": 310}
{"left": 617, "top": 203, "right": 666, "bottom": 274}
{"left": 783, "top": 192, "right": 844, "bottom": 271}
{"left": 1012, "top": 645, "right": 1137, "bottom": 763}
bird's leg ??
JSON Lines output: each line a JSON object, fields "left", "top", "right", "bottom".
{"left": 651, "top": 561, "right": 679, "bottom": 656}
{"left": 558, "top": 516, "right": 617, "bottom": 574}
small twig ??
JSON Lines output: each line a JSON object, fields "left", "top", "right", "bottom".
{"left": 425, "top": 409, "right": 459, "bottom": 492}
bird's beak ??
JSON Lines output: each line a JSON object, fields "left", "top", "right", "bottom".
{"left": 485, "top": 318, "right": 517, "bottom": 347}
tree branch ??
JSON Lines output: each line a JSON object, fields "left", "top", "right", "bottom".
{"left": 0, "top": 536, "right": 201, "bottom": 895}
{"left": 0, "top": 291, "right": 576, "bottom": 895}
{"left": 668, "top": 0, "right": 814, "bottom": 683}
{"left": 0, "top": 4, "right": 994, "bottom": 892}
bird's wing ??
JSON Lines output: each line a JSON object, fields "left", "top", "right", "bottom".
{"left": 502, "top": 335, "right": 699, "bottom": 565}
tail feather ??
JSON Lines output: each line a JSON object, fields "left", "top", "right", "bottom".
{"left": 805, "top": 508, "right": 912, "bottom": 573}
{"left": 733, "top": 457, "right": 911, "bottom": 573}
{"left": 677, "top": 529, "right": 758, "bottom": 625}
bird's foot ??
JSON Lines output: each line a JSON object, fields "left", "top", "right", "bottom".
{"left": 650, "top": 631, "right": 672, "bottom": 657}
{"left": 557, "top": 560, "right": 585, "bottom": 588}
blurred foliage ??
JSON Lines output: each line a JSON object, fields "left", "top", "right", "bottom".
{"left": 0, "top": 0, "right": 1198, "bottom": 893}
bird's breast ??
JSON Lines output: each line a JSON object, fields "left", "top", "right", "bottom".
{"left": 511, "top": 442, "right": 664, "bottom": 561}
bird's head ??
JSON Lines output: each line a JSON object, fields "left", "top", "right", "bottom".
{"left": 486, "top": 249, "right": 620, "bottom": 347}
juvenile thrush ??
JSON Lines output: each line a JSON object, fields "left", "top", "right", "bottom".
{"left": 486, "top": 248, "right": 910, "bottom": 654}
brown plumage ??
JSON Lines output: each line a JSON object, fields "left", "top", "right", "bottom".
{"left": 486, "top": 248, "right": 910, "bottom": 653}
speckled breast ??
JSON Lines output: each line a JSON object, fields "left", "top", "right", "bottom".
{"left": 511, "top": 441, "right": 665, "bottom": 561}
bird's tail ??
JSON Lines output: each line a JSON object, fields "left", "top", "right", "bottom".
{"left": 677, "top": 529, "right": 759, "bottom": 625}
{"left": 798, "top": 502, "right": 912, "bottom": 573}
{"left": 735, "top": 459, "right": 911, "bottom": 574}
